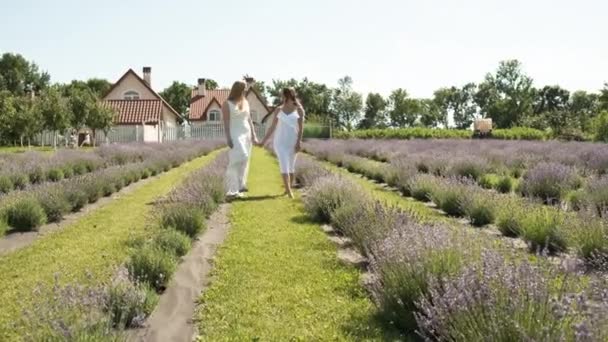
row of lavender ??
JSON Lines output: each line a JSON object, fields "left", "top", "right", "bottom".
{"left": 0, "top": 143, "right": 208, "bottom": 196}
{"left": 304, "top": 140, "right": 608, "bottom": 264}
{"left": 327, "top": 138, "right": 608, "bottom": 175}
{"left": 311, "top": 139, "right": 608, "bottom": 205}
{"left": 296, "top": 157, "right": 608, "bottom": 340}
{"left": 0, "top": 141, "right": 224, "bottom": 235}
{"left": 15, "top": 153, "right": 228, "bottom": 340}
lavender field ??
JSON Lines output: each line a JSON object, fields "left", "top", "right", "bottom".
{"left": 298, "top": 138, "right": 608, "bottom": 340}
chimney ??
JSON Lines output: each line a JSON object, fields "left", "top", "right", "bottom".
{"left": 143, "top": 67, "right": 151, "bottom": 86}
{"left": 197, "top": 78, "right": 207, "bottom": 97}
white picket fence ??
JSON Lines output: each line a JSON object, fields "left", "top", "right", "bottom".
{"left": 33, "top": 123, "right": 273, "bottom": 146}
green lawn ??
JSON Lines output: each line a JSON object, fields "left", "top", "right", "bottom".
{"left": 196, "top": 149, "right": 393, "bottom": 341}
{"left": 0, "top": 150, "right": 221, "bottom": 341}
{"left": 0, "top": 146, "right": 55, "bottom": 153}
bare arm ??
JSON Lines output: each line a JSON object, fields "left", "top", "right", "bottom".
{"left": 260, "top": 108, "right": 281, "bottom": 146}
{"left": 295, "top": 105, "right": 305, "bottom": 151}
{"left": 248, "top": 115, "right": 258, "bottom": 144}
{"left": 222, "top": 101, "right": 233, "bottom": 148}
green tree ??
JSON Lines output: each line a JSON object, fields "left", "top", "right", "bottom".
{"left": 475, "top": 60, "right": 535, "bottom": 128}
{"left": 86, "top": 102, "right": 116, "bottom": 146}
{"left": 0, "top": 91, "right": 18, "bottom": 144}
{"left": 527, "top": 85, "right": 571, "bottom": 133}
{"left": 570, "top": 90, "right": 599, "bottom": 131}
{"left": 0, "top": 53, "right": 50, "bottom": 96}
{"left": 599, "top": 83, "right": 608, "bottom": 111}
{"left": 68, "top": 88, "right": 96, "bottom": 130}
{"left": 388, "top": 88, "right": 420, "bottom": 127}
{"left": 160, "top": 81, "right": 192, "bottom": 115}
{"left": 331, "top": 76, "right": 362, "bottom": 131}
{"left": 17, "top": 96, "right": 43, "bottom": 146}
{"left": 39, "top": 87, "right": 71, "bottom": 148}
{"left": 593, "top": 111, "right": 608, "bottom": 142}
{"left": 419, "top": 98, "right": 443, "bottom": 127}
{"left": 451, "top": 83, "right": 478, "bottom": 129}
{"left": 205, "top": 79, "right": 219, "bottom": 90}
{"left": 432, "top": 88, "right": 452, "bottom": 127}
{"left": 358, "top": 93, "right": 387, "bottom": 129}
{"left": 85, "top": 78, "right": 112, "bottom": 98}
{"left": 268, "top": 78, "right": 332, "bottom": 121}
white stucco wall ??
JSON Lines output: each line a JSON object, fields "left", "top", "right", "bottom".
{"left": 105, "top": 73, "right": 157, "bottom": 100}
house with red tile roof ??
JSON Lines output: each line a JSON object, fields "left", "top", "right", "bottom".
{"left": 103, "top": 67, "right": 181, "bottom": 142}
{"left": 188, "top": 78, "right": 272, "bottom": 126}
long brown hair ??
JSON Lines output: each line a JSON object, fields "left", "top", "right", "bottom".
{"left": 282, "top": 87, "right": 299, "bottom": 106}
{"left": 228, "top": 81, "right": 247, "bottom": 108}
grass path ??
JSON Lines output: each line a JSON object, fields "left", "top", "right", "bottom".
{"left": 196, "top": 149, "right": 390, "bottom": 341}
{"left": 0, "top": 150, "right": 221, "bottom": 341}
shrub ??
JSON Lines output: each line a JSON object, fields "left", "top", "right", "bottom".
{"left": 83, "top": 182, "right": 103, "bottom": 203}
{"left": 295, "top": 158, "right": 331, "bottom": 187}
{"left": 519, "top": 207, "right": 567, "bottom": 253}
{"left": 64, "top": 187, "right": 89, "bottom": 212}
{"left": 28, "top": 167, "right": 46, "bottom": 184}
{"left": 462, "top": 193, "right": 497, "bottom": 227}
{"left": 495, "top": 176, "right": 514, "bottom": 193}
{"left": 127, "top": 245, "right": 177, "bottom": 291}
{"left": 570, "top": 213, "right": 608, "bottom": 263}
{"left": 62, "top": 165, "right": 74, "bottom": 178}
{"left": 369, "top": 219, "right": 473, "bottom": 333}
{"left": 10, "top": 173, "right": 28, "bottom": 189}
{"left": 303, "top": 176, "right": 360, "bottom": 223}
{"left": 520, "top": 162, "right": 579, "bottom": 204}
{"left": 72, "top": 162, "right": 88, "bottom": 175}
{"left": 585, "top": 176, "right": 608, "bottom": 217}
{"left": 491, "top": 127, "right": 547, "bottom": 140}
{"left": 409, "top": 175, "right": 437, "bottom": 202}
{"left": 38, "top": 189, "right": 72, "bottom": 222}
{"left": 416, "top": 251, "right": 608, "bottom": 341}
{"left": 106, "top": 269, "right": 158, "bottom": 328}
{"left": 6, "top": 197, "right": 47, "bottom": 231}
{"left": 160, "top": 205, "right": 205, "bottom": 238}
{"left": 431, "top": 180, "right": 469, "bottom": 217}
{"left": 0, "top": 213, "right": 8, "bottom": 236}
{"left": 0, "top": 175, "right": 13, "bottom": 194}
{"left": 46, "top": 168, "right": 64, "bottom": 182}
{"left": 102, "top": 182, "right": 117, "bottom": 197}
{"left": 449, "top": 158, "right": 488, "bottom": 181}
{"left": 334, "top": 127, "right": 472, "bottom": 140}
{"left": 141, "top": 168, "right": 151, "bottom": 179}
{"left": 154, "top": 229, "right": 192, "bottom": 257}
{"left": 478, "top": 174, "right": 497, "bottom": 189}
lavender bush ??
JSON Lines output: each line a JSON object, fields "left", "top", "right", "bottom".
{"left": 520, "top": 162, "right": 581, "bottom": 204}
{"left": 416, "top": 251, "right": 608, "bottom": 342}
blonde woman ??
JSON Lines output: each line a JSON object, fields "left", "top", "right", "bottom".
{"left": 223, "top": 79, "right": 258, "bottom": 198}
{"left": 259, "top": 87, "right": 304, "bottom": 198}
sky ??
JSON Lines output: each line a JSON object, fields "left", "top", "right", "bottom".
{"left": 1, "top": 0, "right": 606, "bottom": 98}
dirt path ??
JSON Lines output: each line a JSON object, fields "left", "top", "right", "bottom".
{"left": 0, "top": 174, "right": 157, "bottom": 256}
{"left": 130, "top": 203, "right": 231, "bottom": 342}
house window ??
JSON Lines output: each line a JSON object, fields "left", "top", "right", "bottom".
{"left": 124, "top": 90, "right": 140, "bottom": 100}
{"left": 208, "top": 110, "right": 221, "bottom": 122}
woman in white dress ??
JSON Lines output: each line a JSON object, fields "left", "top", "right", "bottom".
{"left": 260, "top": 87, "right": 305, "bottom": 198}
{"left": 223, "top": 80, "right": 258, "bottom": 198}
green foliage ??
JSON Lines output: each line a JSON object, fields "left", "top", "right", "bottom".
{"left": 154, "top": 229, "right": 192, "bottom": 257}
{"left": 106, "top": 277, "right": 158, "bottom": 329}
{"left": 388, "top": 88, "right": 420, "bottom": 128}
{"left": 39, "top": 87, "right": 71, "bottom": 144}
{"left": 6, "top": 197, "right": 47, "bottom": 231}
{"left": 159, "top": 81, "right": 192, "bottom": 116}
{"left": 496, "top": 176, "right": 514, "bottom": 193}
{"left": 127, "top": 245, "right": 177, "bottom": 291}
{"left": 0, "top": 175, "right": 13, "bottom": 194}
{"left": 593, "top": 111, "right": 608, "bottom": 142}
{"left": 87, "top": 102, "right": 116, "bottom": 145}
{"left": 46, "top": 168, "right": 64, "bottom": 182}
{"left": 358, "top": 93, "right": 387, "bottom": 129}
{"left": 335, "top": 127, "right": 472, "bottom": 139}
{"left": 38, "top": 190, "right": 71, "bottom": 222}
{"left": 160, "top": 205, "right": 205, "bottom": 238}
{"left": 475, "top": 60, "right": 535, "bottom": 128}
{"left": 491, "top": 127, "right": 547, "bottom": 140}
{"left": 0, "top": 52, "right": 50, "bottom": 96}
{"left": 331, "top": 76, "right": 363, "bottom": 131}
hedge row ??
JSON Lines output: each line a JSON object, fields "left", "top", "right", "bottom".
{"left": 334, "top": 126, "right": 549, "bottom": 140}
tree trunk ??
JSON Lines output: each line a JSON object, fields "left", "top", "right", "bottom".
{"left": 53, "top": 131, "right": 57, "bottom": 149}
{"left": 92, "top": 129, "right": 96, "bottom": 147}
{"left": 20, "top": 136, "right": 24, "bottom": 147}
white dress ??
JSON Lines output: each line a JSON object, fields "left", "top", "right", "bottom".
{"left": 225, "top": 101, "right": 253, "bottom": 195}
{"left": 273, "top": 110, "right": 300, "bottom": 174}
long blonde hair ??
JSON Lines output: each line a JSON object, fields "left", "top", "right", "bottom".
{"left": 228, "top": 81, "right": 247, "bottom": 110}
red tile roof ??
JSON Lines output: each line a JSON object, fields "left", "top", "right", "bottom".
{"left": 103, "top": 69, "right": 182, "bottom": 124}
{"left": 106, "top": 99, "right": 162, "bottom": 124}
{"left": 189, "top": 89, "right": 230, "bottom": 121}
